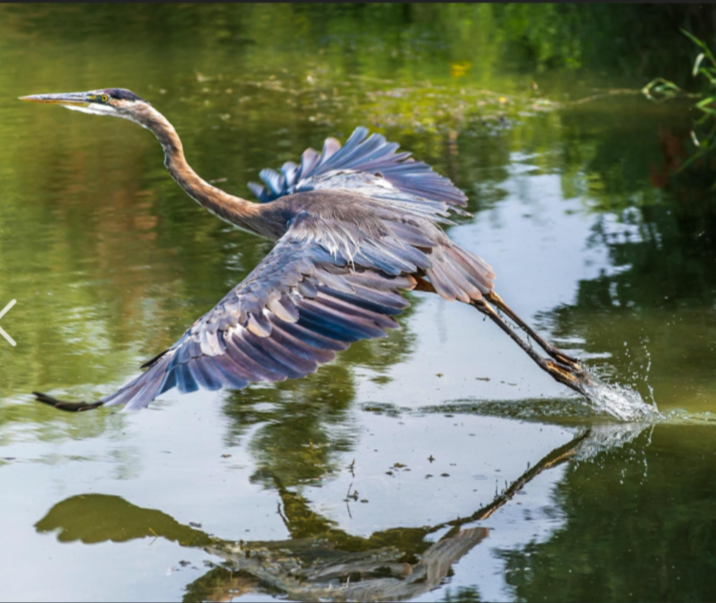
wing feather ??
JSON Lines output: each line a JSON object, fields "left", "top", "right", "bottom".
{"left": 35, "top": 216, "right": 416, "bottom": 412}
{"left": 249, "top": 127, "right": 468, "bottom": 211}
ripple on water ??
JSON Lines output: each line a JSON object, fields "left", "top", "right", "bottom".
{"left": 574, "top": 422, "right": 652, "bottom": 461}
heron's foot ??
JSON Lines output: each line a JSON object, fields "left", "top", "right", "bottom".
{"left": 545, "top": 347, "right": 583, "bottom": 371}
{"left": 33, "top": 392, "right": 104, "bottom": 412}
{"left": 543, "top": 360, "right": 594, "bottom": 397}
{"left": 484, "top": 292, "right": 586, "bottom": 372}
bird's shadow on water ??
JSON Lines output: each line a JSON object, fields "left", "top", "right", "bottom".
{"left": 33, "top": 422, "right": 650, "bottom": 602}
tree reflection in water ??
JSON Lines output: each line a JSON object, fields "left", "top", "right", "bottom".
{"left": 34, "top": 424, "right": 647, "bottom": 602}
{"left": 217, "top": 305, "right": 417, "bottom": 488}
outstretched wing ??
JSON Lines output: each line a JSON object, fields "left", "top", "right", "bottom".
{"left": 35, "top": 215, "right": 416, "bottom": 412}
{"left": 248, "top": 128, "right": 496, "bottom": 304}
{"left": 248, "top": 127, "right": 468, "bottom": 213}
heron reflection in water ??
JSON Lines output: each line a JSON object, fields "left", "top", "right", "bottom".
{"left": 36, "top": 427, "right": 610, "bottom": 601}
{"left": 21, "top": 88, "right": 593, "bottom": 412}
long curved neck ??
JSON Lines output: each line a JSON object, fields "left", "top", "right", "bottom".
{"left": 136, "top": 105, "right": 264, "bottom": 234}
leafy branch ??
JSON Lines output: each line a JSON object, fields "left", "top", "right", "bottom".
{"left": 642, "top": 30, "right": 716, "bottom": 178}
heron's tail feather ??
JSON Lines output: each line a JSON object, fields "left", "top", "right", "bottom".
{"left": 425, "top": 244, "right": 496, "bottom": 303}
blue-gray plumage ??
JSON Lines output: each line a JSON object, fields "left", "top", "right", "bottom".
{"left": 21, "top": 88, "right": 593, "bottom": 413}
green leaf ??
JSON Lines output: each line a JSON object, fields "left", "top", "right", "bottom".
{"left": 696, "top": 96, "right": 716, "bottom": 110}
{"left": 682, "top": 29, "right": 716, "bottom": 66}
{"left": 683, "top": 29, "right": 709, "bottom": 51}
{"left": 693, "top": 53, "right": 705, "bottom": 77}
{"left": 641, "top": 77, "right": 682, "bottom": 102}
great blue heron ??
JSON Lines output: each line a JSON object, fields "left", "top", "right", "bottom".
{"left": 21, "top": 88, "right": 593, "bottom": 412}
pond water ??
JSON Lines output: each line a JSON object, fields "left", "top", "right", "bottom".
{"left": 1, "top": 5, "right": 716, "bottom": 602}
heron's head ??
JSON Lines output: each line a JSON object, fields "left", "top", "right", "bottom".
{"left": 20, "top": 88, "right": 151, "bottom": 124}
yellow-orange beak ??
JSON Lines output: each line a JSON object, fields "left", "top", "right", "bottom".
{"left": 19, "top": 92, "right": 90, "bottom": 107}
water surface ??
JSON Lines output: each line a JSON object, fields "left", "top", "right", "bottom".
{"left": 1, "top": 5, "right": 716, "bottom": 602}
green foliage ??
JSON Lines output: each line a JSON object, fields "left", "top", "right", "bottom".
{"left": 643, "top": 30, "right": 716, "bottom": 183}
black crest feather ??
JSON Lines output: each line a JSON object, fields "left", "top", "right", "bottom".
{"left": 103, "top": 88, "right": 144, "bottom": 102}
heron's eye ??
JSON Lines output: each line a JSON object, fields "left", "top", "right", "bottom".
{"left": 101, "top": 94, "right": 109, "bottom": 103}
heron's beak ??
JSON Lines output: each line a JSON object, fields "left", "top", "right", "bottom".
{"left": 19, "top": 92, "right": 90, "bottom": 107}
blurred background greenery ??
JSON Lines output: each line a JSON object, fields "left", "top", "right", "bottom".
{"left": 2, "top": 4, "right": 716, "bottom": 602}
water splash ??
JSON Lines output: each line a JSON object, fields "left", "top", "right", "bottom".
{"left": 582, "top": 371, "right": 662, "bottom": 422}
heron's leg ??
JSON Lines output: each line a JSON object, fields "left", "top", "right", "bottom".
{"left": 470, "top": 298, "right": 593, "bottom": 397}
{"left": 412, "top": 276, "right": 592, "bottom": 395}
{"left": 485, "top": 290, "right": 582, "bottom": 369}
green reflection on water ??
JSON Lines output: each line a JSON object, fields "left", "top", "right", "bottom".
{"left": 35, "top": 494, "right": 212, "bottom": 547}
{"left": 501, "top": 426, "right": 716, "bottom": 603}
{"left": 1, "top": 4, "right": 716, "bottom": 603}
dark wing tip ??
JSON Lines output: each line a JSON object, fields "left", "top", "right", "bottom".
{"left": 33, "top": 391, "right": 104, "bottom": 413}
